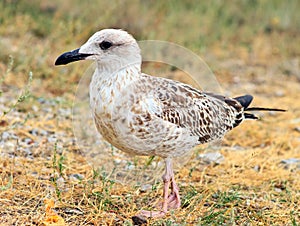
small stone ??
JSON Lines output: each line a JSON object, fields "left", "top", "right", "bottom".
{"left": 22, "top": 147, "right": 32, "bottom": 156}
{"left": 233, "top": 76, "right": 241, "bottom": 84}
{"left": 58, "top": 108, "right": 71, "bottom": 116}
{"left": 114, "top": 158, "right": 122, "bottom": 164}
{"left": 64, "top": 207, "right": 84, "bottom": 215}
{"left": 280, "top": 158, "right": 300, "bottom": 165}
{"left": 274, "top": 188, "right": 282, "bottom": 192}
{"left": 253, "top": 165, "right": 260, "bottom": 172}
{"left": 280, "top": 158, "right": 300, "bottom": 170}
{"left": 227, "top": 145, "right": 245, "bottom": 151}
{"left": 31, "top": 172, "right": 38, "bottom": 177}
{"left": 56, "top": 176, "right": 65, "bottom": 188}
{"left": 37, "top": 97, "right": 46, "bottom": 104}
{"left": 30, "top": 129, "right": 39, "bottom": 136}
{"left": 268, "top": 111, "right": 277, "bottom": 116}
{"left": 290, "top": 118, "right": 300, "bottom": 124}
{"left": 32, "top": 105, "right": 39, "bottom": 112}
{"left": 246, "top": 199, "right": 251, "bottom": 206}
{"left": 1, "top": 131, "right": 18, "bottom": 141}
{"left": 69, "top": 173, "right": 84, "bottom": 182}
{"left": 2, "top": 141, "right": 15, "bottom": 154}
{"left": 47, "top": 135, "right": 57, "bottom": 143}
{"left": 140, "top": 184, "right": 152, "bottom": 192}
{"left": 132, "top": 215, "right": 147, "bottom": 225}
{"left": 2, "top": 131, "right": 10, "bottom": 140}
{"left": 39, "top": 129, "right": 49, "bottom": 136}
{"left": 294, "top": 127, "right": 300, "bottom": 133}
{"left": 274, "top": 90, "right": 285, "bottom": 97}
{"left": 125, "top": 164, "right": 135, "bottom": 170}
{"left": 24, "top": 138, "right": 34, "bottom": 145}
{"left": 197, "top": 152, "right": 225, "bottom": 165}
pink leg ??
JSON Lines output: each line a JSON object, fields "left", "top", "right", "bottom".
{"left": 166, "top": 178, "right": 181, "bottom": 209}
{"left": 138, "top": 158, "right": 181, "bottom": 218}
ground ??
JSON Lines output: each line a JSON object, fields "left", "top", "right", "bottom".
{"left": 0, "top": 1, "right": 299, "bottom": 225}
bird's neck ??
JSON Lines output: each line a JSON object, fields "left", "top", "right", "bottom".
{"left": 93, "top": 61, "right": 141, "bottom": 85}
{"left": 89, "top": 62, "right": 141, "bottom": 114}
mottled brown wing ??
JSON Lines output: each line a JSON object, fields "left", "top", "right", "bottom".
{"left": 144, "top": 75, "right": 243, "bottom": 143}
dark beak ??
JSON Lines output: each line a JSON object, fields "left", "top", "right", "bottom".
{"left": 55, "top": 48, "right": 93, "bottom": 65}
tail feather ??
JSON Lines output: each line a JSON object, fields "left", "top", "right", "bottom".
{"left": 234, "top": 94, "right": 286, "bottom": 120}
{"left": 234, "top": 95, "right": 253, "bottom": 109}
{"left": 246, "top": 107, "right": 286, "bottom": 112}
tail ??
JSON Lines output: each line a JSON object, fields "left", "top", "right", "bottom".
{"left": 234, "top": 95, "right": 286, "bottom": 120}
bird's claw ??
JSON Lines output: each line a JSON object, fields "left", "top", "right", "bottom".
{"left": 138, "top": 210, "right": 167, "bottom": 218}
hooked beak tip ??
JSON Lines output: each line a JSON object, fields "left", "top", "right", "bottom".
{"left": 55, "top": 48, "right": 93, "bottom": 66}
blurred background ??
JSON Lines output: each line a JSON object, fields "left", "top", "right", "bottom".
{"left": 0, "top": 0, "right": 299, "bottom": 225}
{"left": 1, "top": 0, "right": 299, "bottom": 95}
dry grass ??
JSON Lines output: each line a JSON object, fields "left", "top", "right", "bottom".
{"left": 0, "top": 1, "right": 300, "bottom": 225}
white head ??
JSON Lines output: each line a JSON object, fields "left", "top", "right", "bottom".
{"left": 55, "top": 29, "right": 141, "bottom": 71}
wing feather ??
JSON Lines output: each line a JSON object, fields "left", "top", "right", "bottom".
{"left": 139, "top": 74, "right": 243, "bottom": 143}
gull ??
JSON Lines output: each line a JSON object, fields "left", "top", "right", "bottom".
{"left": 55, "top": 29, "right": 285, "bottom": 218}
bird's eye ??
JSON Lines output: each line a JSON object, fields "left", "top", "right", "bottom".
{"left": 99, "top": 41, "right": 113, "bottom": 50}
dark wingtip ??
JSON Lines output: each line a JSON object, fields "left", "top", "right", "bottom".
{"left": 234, "top": 94, "right": 253, "bottom": 109}
{"left": 246, "top": 107, "right": 287, "bottom": 112}
{"left": 244, "top": 113, "right": 259, "bottom": 119}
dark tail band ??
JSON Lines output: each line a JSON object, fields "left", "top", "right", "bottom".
{"left": 234, "top": 94, "right": 286, "bottom": 120}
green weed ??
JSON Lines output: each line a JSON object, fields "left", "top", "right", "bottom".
{"left": 182, "top": 186, "right": 198, "bottom": 208}
{"left": 51, "top": 142, "right": 66, "bottom": 200}
{"left": 1, "top": 59, "right": 33, "bottom": 117}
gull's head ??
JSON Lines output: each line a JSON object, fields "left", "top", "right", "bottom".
{"left": 55, "top": 29, "right": 141, "bottom": 68}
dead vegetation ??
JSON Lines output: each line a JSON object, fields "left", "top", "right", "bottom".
{"left": 0, "top": 1, "right": 299, "bottom": 225}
